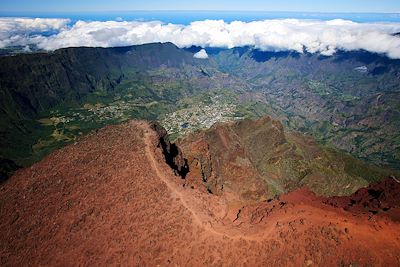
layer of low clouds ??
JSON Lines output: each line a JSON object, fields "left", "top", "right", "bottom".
{"left": 1, "top": 17, "right": 400, "bottom": 58}
{"left": 0, "top": 18, "right": 70, "bottom": 48}
{"left": 193, "top": 49, "right": 208, "bottom": 59}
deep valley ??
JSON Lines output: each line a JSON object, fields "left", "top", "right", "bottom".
{"left": 1, "top": 43, "right": 399, "bottom": 181}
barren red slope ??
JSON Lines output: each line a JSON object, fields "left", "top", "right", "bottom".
{"left": 1, "top": 120, "right": 400, "bottom": 266}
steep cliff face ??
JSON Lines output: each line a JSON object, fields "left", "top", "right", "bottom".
{"left": 179, "top": 117, "right": 397, "bottom": 199}
{"left": 0, "top": 43, "right": 195, "bottom": 121}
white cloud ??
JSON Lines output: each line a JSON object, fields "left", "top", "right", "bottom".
{"left": 1, "top": 17, "right": 400, "bottom": 59}
{"left": 193, "top": 49, "right": 208, "bottom": 59}
{"left": 22, "top": 45, "right": 31, "bottom": 52}
{"left": 0, "top": 18, "right": 70, "bottom": 48}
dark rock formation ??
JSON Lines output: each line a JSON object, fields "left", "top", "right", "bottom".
{"left": 151, "top": 122, "right": 189, "bottom": 178}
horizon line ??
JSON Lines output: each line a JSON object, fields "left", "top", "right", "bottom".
{"left": 1, "top": 10, "right": 400, "bottom": 15}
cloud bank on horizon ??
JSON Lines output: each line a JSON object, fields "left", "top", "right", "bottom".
{"left": 1, "top": 17, "right": 400, "bottom": 58}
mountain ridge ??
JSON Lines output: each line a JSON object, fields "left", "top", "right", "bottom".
{"left": 178, "top": 116, "right": 398, "bottom": 198}
{"left": 1, "top": 119, "right": 399, "bottom": 266}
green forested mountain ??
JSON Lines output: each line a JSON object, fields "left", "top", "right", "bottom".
{"left": 1, "top": 43, "right": 399, "bottom": 179}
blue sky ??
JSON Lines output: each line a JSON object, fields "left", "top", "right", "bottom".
{"left": 1, "top": 0, "right": 399, "bottom": 13}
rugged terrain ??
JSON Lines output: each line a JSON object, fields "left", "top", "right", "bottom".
{"left": 1, "top": 120, "right": 400, "bottom": 266}
{"left": 1, "top": 43, "right": 400, "bottom": 179}
{"left": 212, "top": 48, "right": 400, "bottom": 168}
{"left": 179, "top": 117, "right": 398, "bottom": 198}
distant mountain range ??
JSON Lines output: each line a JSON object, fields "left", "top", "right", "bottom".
{"left": 0, "top": 43, "right": 399, "bottom": 179}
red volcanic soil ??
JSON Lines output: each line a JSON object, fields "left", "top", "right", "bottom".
{"left": 1, "top": 120, "right": 400, "bottom": 266}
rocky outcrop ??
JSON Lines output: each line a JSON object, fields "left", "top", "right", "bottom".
{"left": 179, "top": 119, "right": 271, "bottom": 202}
{"left": 323, "top": 177, "right": 400, "bottom": 219}
{"left": 179, "top": 117, "right": 395, "bottom": 199}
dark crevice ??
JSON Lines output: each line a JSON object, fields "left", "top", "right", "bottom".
{"left": 158, "top": 137, "right": 189, "bottom": 179}
{"left": 0, "top": 158, "right": 21, "bottom": 183}
{"left": 367, "top": 189, "right": 383, "bottom": 199}
{"left": 233, "top": 209, "right": 242, "bottom": 222}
